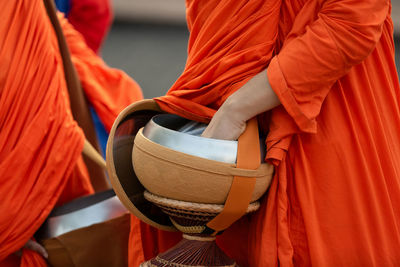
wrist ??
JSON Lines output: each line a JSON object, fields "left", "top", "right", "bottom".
{"left": 222, "top": 94, "right": 250, "bottom": 123}
{"left": 223, "top": 70, "right": 280, "bottom": 122}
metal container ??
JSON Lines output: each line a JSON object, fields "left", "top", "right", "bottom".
{"left": 36, "top": 190, "right": 127, "bottom": 240}
{"left": 142, "top": 114, "right": 265, "bottom": 164}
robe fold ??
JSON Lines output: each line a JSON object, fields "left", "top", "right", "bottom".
{"left": 58, "top": 13, "right": 143, "bottom": 132}
{"left": 130, "top": 0, "right": 400, "bottom": 266}
{"left": 0, "top": 1, "right": 142, "bottom": 266}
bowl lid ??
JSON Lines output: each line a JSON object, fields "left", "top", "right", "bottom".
{"left": 143, "top": 113, "right": 266, "bottom": 164}
{"left": 143, "top": 114, "right": 238, "bottom": 164}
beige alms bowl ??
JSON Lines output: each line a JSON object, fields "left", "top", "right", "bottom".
{"left": 132, "top": 126, "right": 274, "bottom": 205}
{"left": 107, "top": 99, "right": 274, "bottom": 231}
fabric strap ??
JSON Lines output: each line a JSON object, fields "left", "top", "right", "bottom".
{"left": 206, "top": 118, "right": 260, "bottom": 234}
{"left": 43, "top": 0, "right": 109, "bottom": 190}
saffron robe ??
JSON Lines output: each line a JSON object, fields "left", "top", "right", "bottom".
{"left": 56, "top": 0, "right": 113, "bottom": 53}
{"left": 129, "top": 0, "right": 400, "bottom": 266}
{"left": 0, "top": 1, "right": 142, "bottom": 266}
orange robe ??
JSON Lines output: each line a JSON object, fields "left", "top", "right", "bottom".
{"left": 59, "top": 13, "right": 143, "bottom": 132}
{"left": 0, "top": 1, "right": 142, "bottom": 266}
{"left": 130, "top": 0, "right": 400, "bottom": 266}
{"left": 65, "top": 0, "right": 113, "bottom": 53}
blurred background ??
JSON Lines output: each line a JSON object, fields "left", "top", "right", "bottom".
{"left": 101, "top": 0, "right": 400, "bottom": 99}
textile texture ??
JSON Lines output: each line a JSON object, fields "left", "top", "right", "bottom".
{"left": 0, "top": 1, "right": 142, "bottom": 266}
{"left": 131, "top": 0, "right": 400, "bottom": 266}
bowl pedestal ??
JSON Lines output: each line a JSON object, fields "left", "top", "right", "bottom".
{"left": 140, "top": 191, "right": 260, "bottom": 267}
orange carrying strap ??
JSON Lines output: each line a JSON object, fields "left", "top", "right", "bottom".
{"left": 206, "top": 118, "right": 260, "bottom": 234}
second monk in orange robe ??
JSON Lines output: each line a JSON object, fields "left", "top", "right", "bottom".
{"left": 0, "top": 1, "right": 142, "bottom": 266}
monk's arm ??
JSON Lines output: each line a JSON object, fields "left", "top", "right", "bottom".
{"left": 265, "top": 0, "right": 389, "bottom": 132}
{"left": 203, "top": 0, "right": 389, "bottom": 139}
{"left": 202, "top": 69, "right": 280, "bottom": 140}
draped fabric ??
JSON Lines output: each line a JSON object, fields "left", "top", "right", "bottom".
{"left": 131, "top": 0, "right": 400, "bottom": 266}
{"left": 63, "top": 0, "right": 113, "bottom": 53}
{"left": 58, "top": 13, "right": 143, "bottom": 132}
{"left": 0, "top": 1, "right": 142, "bottom": 266}
{"left": 0, "top": 1, "right": 88, "bottom": 265}
{"left": 155, "top": 0, "right": 281, "bottom": 123}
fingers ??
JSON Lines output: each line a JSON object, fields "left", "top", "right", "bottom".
{"left": 201, "top": 109, "right": 246, "bottom": 140}
{"left": 24, "top": 240, "right": 48, "bottom": 259}
{"left": 202, "top": 121, "right": 244, "bottom": 140}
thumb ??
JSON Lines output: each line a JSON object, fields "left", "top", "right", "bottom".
{"left": 24, "top": 240, "right": 48, "bottom": 259}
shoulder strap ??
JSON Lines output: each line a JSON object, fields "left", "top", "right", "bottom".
{"left": 206, "top": 118, "right": 260, "bottom": 234}
{"left": 43, "top": 0, "right": 109, "bottom": 191}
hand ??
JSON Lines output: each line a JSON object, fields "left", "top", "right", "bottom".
{"left": 201, "top": 69, "right": 280, "bottom": 140}
{"left": 17, "top": 240, "right": 48, "bottom": 259}
{"left": 201, "top": 100, "right": 247, "bottom": 140}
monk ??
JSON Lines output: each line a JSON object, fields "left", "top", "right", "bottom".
{"left": 129, "top": 0, "right": 400, "bottom": 266}
{"left": 0, "top": 1, "right": 142, "bottom": 266}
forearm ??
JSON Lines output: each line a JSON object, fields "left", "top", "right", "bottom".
{"left": 223, "top": 69, "right": 280, "bottom": 122}
{"left": 201, "top": 69, "right": 280, "bottom": 140}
